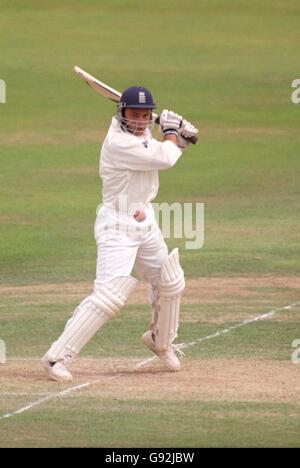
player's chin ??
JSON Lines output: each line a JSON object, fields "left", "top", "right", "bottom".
{"left": 134, "top": 128, "right": 146, "bottom": 136}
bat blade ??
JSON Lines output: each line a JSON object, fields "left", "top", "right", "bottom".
{"left": 74, "top": 65, "right": 159, "bottom": 121}
{"left": 74, "top": 66, "right": 121, "bottom": 103}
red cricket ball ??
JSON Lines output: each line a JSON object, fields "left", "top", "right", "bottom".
{"left": 133, "top": 210, "right": 146, "bottom": 222}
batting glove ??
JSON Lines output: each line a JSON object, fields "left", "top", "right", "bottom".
{"left": 159, "top": 109, "right": 182, "bottom": 136}
{"left": 179, "top": 119, "right": 199, "bottom": 140}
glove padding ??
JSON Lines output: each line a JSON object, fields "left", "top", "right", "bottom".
{"left": 177, "top": 119, "right": 199, "bottom": 149}
{"left": 159, "top": 109, "right": 182, "bottom": 136}
{"left": 179, "top": 119, "right": 199, "bottom": 140}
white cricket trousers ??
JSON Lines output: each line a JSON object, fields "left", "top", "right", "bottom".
{"left": 94, "top": 205, "right": 169, "bottom": 288}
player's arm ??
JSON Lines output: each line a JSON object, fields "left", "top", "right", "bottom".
{"left": 106, "top": 111, "right": 198, "bottom": 171}
{"left": 163, "top": 134, "right": 178, "bottom": 146}
{"left": 107, "top": 133, "right": 182, "bottom": 171}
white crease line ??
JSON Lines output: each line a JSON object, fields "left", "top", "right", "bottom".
{"left": 0, "top": 382, "right": 93, "bottom": 420}
{"left": 6, "top": 357, "right": 113, "bottom": 362}
{"left": 0, "top": 365, "right": 146, "bottom": 421}
{"left": 1, "top": 301, "right": 299, "bottom": 420}
{"left": 135, "top": 301, "right": 300, "bottom": 368}
{"left": 0, "top": 393, "right": 53, "bottom": 397}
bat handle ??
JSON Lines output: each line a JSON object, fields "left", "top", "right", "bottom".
{"left": 154, "top": 115, "right": 198, "bottom": 145}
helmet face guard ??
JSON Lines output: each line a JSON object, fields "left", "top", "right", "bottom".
{"left": 118, "top": 109, "right": 155, "bottom": 134}
{"left": 117, "top": 86, "right": 156, "bottom": 135}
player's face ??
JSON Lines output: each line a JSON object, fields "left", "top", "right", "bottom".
{"left": 124, "top": 108, "right": 152, "bottom": 136}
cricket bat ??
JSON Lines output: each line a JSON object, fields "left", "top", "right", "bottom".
{"left": 73, "top": 66, "right": 198, "bottom": 144}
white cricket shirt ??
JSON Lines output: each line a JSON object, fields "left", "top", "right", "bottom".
{"left": 99, "top": 116, "right": 182, "bottom": 223}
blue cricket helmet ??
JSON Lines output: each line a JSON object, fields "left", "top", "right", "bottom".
{"left": 117, "top": 86, "right": 156, "bottom": 134}
{"left": 118, "top": 86, "right": 156, "bottom": 109}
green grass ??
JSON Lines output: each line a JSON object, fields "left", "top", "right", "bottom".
{"left": 1, "top": 0, "right": 300, "bottom": 282}
{"left": 0, "top": 0, "right": 300, "bottom": 448}
{"left": 1, "top": 302, "right": 298, "bottom": 360}
{"left": 1, "top": 400, "right": 300, "bottom": 448}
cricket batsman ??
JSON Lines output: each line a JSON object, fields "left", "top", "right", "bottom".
{"left": 42, "top": 86, "right": 198, "bottom": 381}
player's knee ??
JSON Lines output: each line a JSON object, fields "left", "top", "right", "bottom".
{"left": 158, "top": 248, "right": 185, "bottom": 297}
{"left": 93, "top": 275, "right": 138, "bottom": 318}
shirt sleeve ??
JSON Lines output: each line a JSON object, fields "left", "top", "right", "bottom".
{"left": 106, "top": 133, "right": 183, "bottom": 171}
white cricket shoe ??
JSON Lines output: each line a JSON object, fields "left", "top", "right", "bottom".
{"left": 41, "top": 355, "right": 73, "bottom": 382}
{"left": 142, "top": 330, "right": 181, "bottom": 372}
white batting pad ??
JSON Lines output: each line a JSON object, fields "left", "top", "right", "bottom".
{"left": 46, "top": 276, "right": 137, "bottom": 362}
{"left": 155, "top": 249, "right": 185, "bottom": 351}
